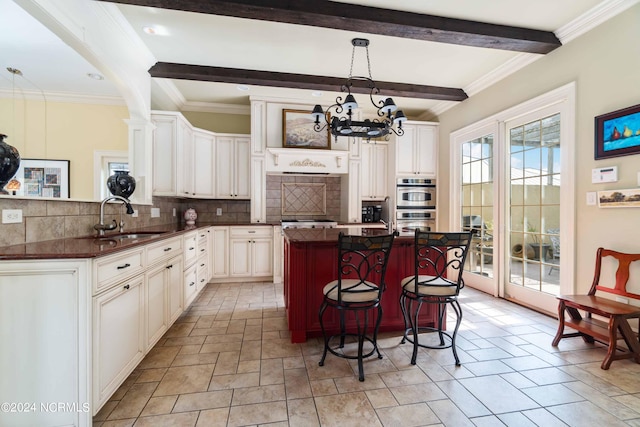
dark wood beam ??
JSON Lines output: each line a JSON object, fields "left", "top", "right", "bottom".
{"left": 104, "top": 0, "right": 561, "bottom": 54}
{"left": 149, "top": 62, "right": 468, "bottom": 102}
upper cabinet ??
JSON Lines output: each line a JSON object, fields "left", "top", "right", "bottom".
{"left": 361, "top": 142, "right": 389, "bottom": 200}
{"left": 151, "top": 111, "right": 249, "bottom": 199}
{"left": 395, "top": 122, "right": 438, "bottom": 178}
{"left": 215, "top": 136, "right": 251, "bottom": 199}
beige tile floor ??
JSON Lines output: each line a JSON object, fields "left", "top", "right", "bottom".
{"left": 94, "top": 282, "right": 640, "bottom": 427}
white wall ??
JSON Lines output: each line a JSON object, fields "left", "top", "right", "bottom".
{"left": 437, "top": 4, "right": 640, "bottom": 293}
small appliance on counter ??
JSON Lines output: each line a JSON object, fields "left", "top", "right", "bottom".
{"left": 362, "top": 205, "right": 382, "bottom": 223}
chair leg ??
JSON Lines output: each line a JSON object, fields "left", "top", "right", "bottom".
{"left": 318, "top": 301, "right": 329, "bottom": 367}
{"left": 400, "top": 292, "right": 411, "bottom": 344}
{"left": 552, "top": 301, "right": 566, "bottom": 346}
{"left": 450, "top": 299, "right": 463, "bottom": 366}
{"left": 410, "top": 299, "right": 423, "bottom": 365}
{"left": 373, "top": 305, "right": 384, "bottom": 360}
{"left": 437, "top": 302, "right": 446, "bottom": 346}
{"left": 339, "top": 310, "right": 346, "bottom": 348}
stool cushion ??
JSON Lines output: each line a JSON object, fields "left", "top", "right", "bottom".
{"left": 401, "top": 275, "right": 457, "bottom": 296}
{"left": 323, "top": 279, "right": 380, "bottom": 303}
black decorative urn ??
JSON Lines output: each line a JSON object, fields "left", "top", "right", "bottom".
{"left": 0, "top": 134, "right": 21, "bottom": 195}
{"left": 106, "top": 170, "right": 136, "bottom": 198}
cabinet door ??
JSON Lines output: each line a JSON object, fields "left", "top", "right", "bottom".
{"left": 183, "top": 232, "right": 198, "bottom": 268}
{"left": 145, "top": 263, "right": 168, "bottom": 349}
{"left": 235, "top": 137, "right": 251, "bottom": 199}
{"left": 211, "top": 227, "right": 229, "bottom": 278}
{"left": 183, "top": 263, "right": 197, "bottom": 308}
{"left": 193, "top": 131, "right": 215, "bottom": 197}
{"left": 152, "top": 116, "right": 177, "bottom": 195}
{"left": 93, "top": 275, "right": 144, "bottom": 408}
{"left": 396, "top": 125, "right": 416, "bottom": 175}
{"left": 347, "top": 160, "right": 362, "bottom": 223}
{"left": 230, "top": 239, "right": 252, "bottom": 277}
{"left": 360, "top": 144, "right": 372, "bottom": 199}
{"left": 251, "top": 156, "right": 266, "bottom": 223}
{"left": 415, "top": 125, "right": 437, "bottom": 177}
{"left": 215, "top": 137, "right": 234, "bottom": 199}
{"left": 167, "top": 255, "right": 184, "bottom": 324}
{"left": 366, "top": 143, "right": 389, "bottom": 199}
{"left": 176, "top": 119, "right": 193, "bottom": 197}
{"left": 252, "top": 238, "right": 273, "bottom": 277}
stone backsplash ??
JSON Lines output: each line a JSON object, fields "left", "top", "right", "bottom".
{"left": 0, "top": 197, "right": 251, "bottom": 247}
{"left": 266, "top": 175, "right": 341, "bottom": 222}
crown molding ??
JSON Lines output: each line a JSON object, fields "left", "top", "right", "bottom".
{"left": 0, "top": 88, "right": 125, "bottom": 105}
{"left": 556, "top": 0, "right": 640, "bottom": 44}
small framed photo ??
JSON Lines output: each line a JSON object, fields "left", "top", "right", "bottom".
{"left": 282, "top": 109, "right": 331, "bottom": 149}
{"left": 598, "top": 188, "right": 640, "bottom": 208}
{"left": 12, "top": 159, "right": 70, "bottom": 199}
{"left": 595, "top": 103, "right": 640, "bottom": 160}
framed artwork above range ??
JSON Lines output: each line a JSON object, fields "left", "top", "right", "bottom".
{"left": 282, "top": 109, "right": 331, "bottom": 149}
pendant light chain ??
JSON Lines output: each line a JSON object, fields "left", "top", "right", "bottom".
{"left": 347, "top": 43, "right": 374, "bottom": 80}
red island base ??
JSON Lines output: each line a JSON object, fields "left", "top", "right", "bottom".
{"left": 283, "top": 228, "right": 439, "bottom": 343}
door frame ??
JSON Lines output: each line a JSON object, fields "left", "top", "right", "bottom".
{"left": 450, "top": 82, "right": 576, "bottom": 314}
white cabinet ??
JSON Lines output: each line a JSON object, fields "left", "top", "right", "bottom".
{"left": 166, "top": 255, "right": 184, "bottom": 324}
{"left": 93, "top": 274, "right": 145, "bottom": 410}
{"left": 183, "top": 263, "right": 198, "bottom": 308}
{"left": 273, "top": 226, "right": 283, "bottom": 284}
{"left": 396, "top": 122, "right": 438, "bottom": 177}
{"left": 192, "top": 129, "right": 215, "bottom": 198}
{"left": 151, "top": 112, "right": 192, "bottom": 197}
{"left": 345, "top": 160, "right": 362, "bottom": 223}
{"left": 211, "top": 226, "right": 229, "bottom": 278}
{"left": 183, "top": 231, "right": 198, "bottom": 268}
{"left": 361, "top": 142, "right": 389, "bottom": 200}
{"left": 216, "top": 135, "right": 251, "bottom": 199}
{"left": 229, "top": 226, "right": 273, "bottom": 278}
{"left": 144, "top": 262, "right": 169, "bottom": 349}
{"left": 251, "top": 156, "right": 266, "bottom": 223}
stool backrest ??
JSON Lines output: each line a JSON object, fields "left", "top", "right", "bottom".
{"left": 413, "top": 230, "right": 473, "bottom": 293}
{"left": 336, "top": 232, "right": 396, "bottom": 300}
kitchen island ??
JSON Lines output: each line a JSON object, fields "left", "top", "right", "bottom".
{"left": 283, "top": 228, "right": 438, "bottom": 343}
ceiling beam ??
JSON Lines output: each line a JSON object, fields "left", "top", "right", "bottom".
{"left": 149, "top": 62, "right": 469, "bottom": 102}
{"left": 104, "top": 0, "right": 561, "bottom": 54}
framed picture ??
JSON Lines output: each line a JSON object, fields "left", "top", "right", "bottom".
{"left": 282, "top": 109, "right": 331, "bottom": 149}
{"left": 595, "top": 103, "right": 640, "bottom": 159}
{"left": 12, "top": 159, "right": 70, "bottom": 198}
{"left": 598, "top": 188, "right": 640, "bottom": 208}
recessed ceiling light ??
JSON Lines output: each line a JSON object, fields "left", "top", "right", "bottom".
{"left": 143, "top": 26, "right": 156, "bottom": 35}
{"left": 237, "top": 85, "right": 249, "bottom": 91}
{"left": 143, "top": 25, "right": 169, "bottom": 36}
{"left": 87, "top": 73, "right": 104, "bottom": 80}
{"left": 312, "top": 91, "right": 323, "bottom": 97}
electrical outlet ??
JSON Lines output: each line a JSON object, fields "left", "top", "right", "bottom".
{"left": 172, "top": 208, "right": 176, "bottom": 217}
{"left": 131, "top": 209, "right": 139, "bottom": 218}
{"left": 151, "top": 207, "right": 160, "bottom": 218}
{"left": 2, "top": 209, "right": 22, "bottom": 224}
{"left": 216, "top": 208, "right": 222, "bottom": 216}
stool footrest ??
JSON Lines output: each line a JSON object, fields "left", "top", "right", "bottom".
{"left": 401, "top": 327, "right": 454, "bottom": 350}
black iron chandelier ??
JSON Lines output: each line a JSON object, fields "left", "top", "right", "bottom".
{"left": 311, "top": 38, "right": 406, "bottom": 141}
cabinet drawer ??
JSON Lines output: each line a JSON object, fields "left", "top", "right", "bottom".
{"left": 230, "top": 226, "right": 273, "bottom": 238}
{"left": 146, "top": 236, "right": 183, "bottom": 265}
{"left": 183, "top": 232, "right": 198, "bottom": 266}
{"left": 197, "top": 253, "right": 208, "bottom": 271}
{"left": 94, "top": 248, "right": 144, "bottom": 293}
{"left": 197, "top": 228, "right": 210, "bottom": 245}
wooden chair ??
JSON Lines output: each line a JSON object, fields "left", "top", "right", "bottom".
{"left": 552, "top": 248, "right": 640, "bottom": 369}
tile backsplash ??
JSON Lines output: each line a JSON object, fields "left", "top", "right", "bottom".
{"left": 0, "top": 197, "right": 251, "bottom": 247}
{"left": 266, "top": 175, "right": 341, "bottom": 222}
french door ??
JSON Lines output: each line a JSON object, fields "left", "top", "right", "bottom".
{"left": 452, "top": 84, "right": 575, "bottom": 315}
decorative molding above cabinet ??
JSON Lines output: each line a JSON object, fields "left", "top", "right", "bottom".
{"left": 266, "top": 148, "right": 349, "bottom": 175}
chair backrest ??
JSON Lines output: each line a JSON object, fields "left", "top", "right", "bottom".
{"left": 413, "top": 230, "right": 473, "bottom": 293}
{"left": 590, "top": 247, "right": 640, "bottom": 300}
{"left": 547, "top": 228, "right": 560, "bottom": 256}
{"left": 335, "top": 232, "right": 396, "bottom": 301}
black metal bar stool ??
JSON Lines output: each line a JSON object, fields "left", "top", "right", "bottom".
{"left": 318, "top": 232, "right": 396, "bottom": 381}
{"left": 399, "top": 230, "right": 472, "bottom": 365}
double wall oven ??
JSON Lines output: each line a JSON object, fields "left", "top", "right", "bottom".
{"left": 395, "top": 178, "right": 436, "bottom": 235}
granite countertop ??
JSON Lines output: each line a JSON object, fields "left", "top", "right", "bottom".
{"left": 0, "top": 222, "right": 273, "bottom": 260}
{"left": 283, "top": 227, "right": 409, "bottom": 243}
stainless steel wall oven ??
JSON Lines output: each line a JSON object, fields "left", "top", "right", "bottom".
{"left": 395, "top": 178, "right": 436, "bottom": 235}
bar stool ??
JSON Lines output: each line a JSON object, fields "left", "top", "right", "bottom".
{"left": 400, "top": 230, "right": 472, "bottom": 365}
{"left": 318, "top": 232, "right": 396, "bottom": 381}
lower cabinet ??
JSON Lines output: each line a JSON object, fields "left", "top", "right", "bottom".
{"left": 93, "top": 274, "right": 145, "bottom": 411}
{"left": 145, "top": 254, "right": 184, "bottom": 349}
{"left": 211, "top": 226, "right": 229, "bottom": 278}
{"left": 184, "top": 262, "right": 198, "bottom": 307}
{"left": 229, "top": 226, "right": 273, "bottom": 278}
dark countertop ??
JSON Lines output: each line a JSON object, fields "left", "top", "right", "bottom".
{"left": 0, "top": 222, "right": 273, "bottom": 260}
{"left": 284, "top": 228, "right": 410, "bottom": 243}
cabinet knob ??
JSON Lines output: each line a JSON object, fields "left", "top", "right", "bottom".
{"left": 166, "top": 264, "right": 173, "bottom": 269}
{"left": 189, "top": 282, "right": 195, "bottom": 286}
{"left": 117, "top": 263, "right": 131, "bottom": 270}
{"left": 123, "top": 284, "right": 130, "bottom": 290}
{"left": 164, "top": 247, "right": 172, "bottom": 252}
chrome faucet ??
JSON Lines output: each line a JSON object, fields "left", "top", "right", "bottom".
{"left": 94, "top": 195, "right": 135, "bottom": 236}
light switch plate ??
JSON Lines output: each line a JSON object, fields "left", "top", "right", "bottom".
{"left": 586, "top": 192, "right": 597, "bottom": 206}
{"left": 216, "top": 208, "right": 222, "bottom": 216}
{"left": 151, "top": 207, "right": 160, "bottom": 218}
{"left": 2, "top": 209, "right": 22, "bottom": 224}
{"left": 131, "top": 209, "right": 139, "bottom": 218}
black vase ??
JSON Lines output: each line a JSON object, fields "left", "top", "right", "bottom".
{"left": 0, "top": 134, "right": 21, "bottom": 195}
{"left": 106, "top": 170, "right": 136, "bottom": 198}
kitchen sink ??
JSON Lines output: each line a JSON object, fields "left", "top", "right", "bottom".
{"left": 78, "top": 231, "right": 166, "bottom": 242}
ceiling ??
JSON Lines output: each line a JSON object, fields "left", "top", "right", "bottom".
{"left": 0, "top": 0, "right": 619, "bottom": 119}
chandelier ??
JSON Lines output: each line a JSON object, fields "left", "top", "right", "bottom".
{"left": 311, "top": 38, "right": 406, "bottom": 141}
